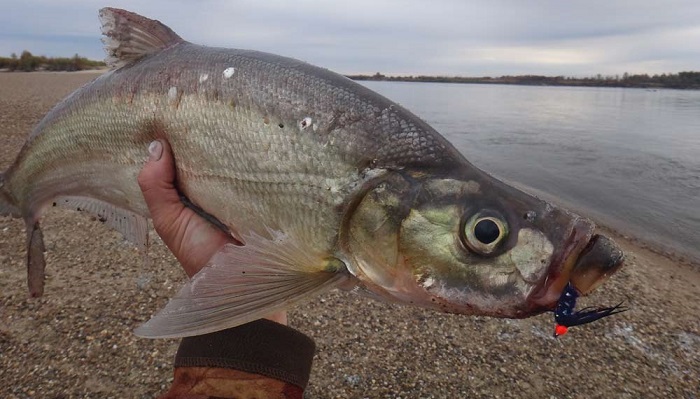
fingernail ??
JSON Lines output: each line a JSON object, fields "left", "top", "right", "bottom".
{"left": 148, "top": 140, "right": 163, "bottom": 162}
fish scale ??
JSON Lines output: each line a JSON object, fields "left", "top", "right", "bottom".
{"left": 0, "top": 8, "right": 624, "bottom": 338}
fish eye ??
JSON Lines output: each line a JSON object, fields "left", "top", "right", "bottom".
{"left": 462, "top": 214, "right": 508, "bottom": 255}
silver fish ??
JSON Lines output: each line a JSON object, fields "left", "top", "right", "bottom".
{"left": 0, "top": 8, "right": 623, "bottom": 338}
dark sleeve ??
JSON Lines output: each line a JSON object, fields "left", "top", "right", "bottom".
{"left": 174, "top": 319, "right": 316, "bottom": 390}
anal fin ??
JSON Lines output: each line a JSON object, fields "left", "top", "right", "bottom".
{"left": 54, "top": 196, "right": 149, "bottom": 252}
{"left": 135, "top": 229, "right": 350, "bottom": 338}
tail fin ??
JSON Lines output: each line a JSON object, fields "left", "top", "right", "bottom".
{"left": 0, "top": 172, "right": 21, "bottom": 218}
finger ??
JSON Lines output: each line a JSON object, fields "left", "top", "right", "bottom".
{"left": 138, "top": 140, "right": 186, "bottom": 243}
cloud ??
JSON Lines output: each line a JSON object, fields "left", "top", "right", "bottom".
{"left": 1, "top": 0, "right": 699, "bottom": 76}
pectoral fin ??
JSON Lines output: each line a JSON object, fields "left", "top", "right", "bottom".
{"left": 135, "top": 229, "right": 349, "bottom": 338}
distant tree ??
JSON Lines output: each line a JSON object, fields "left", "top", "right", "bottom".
{"left": 0, "top": 50, "right": 106, "bottom": 72}
{"left": 18, "top": 50, "right": 39, "bottom": 71}
{"left": 72, "top": 53, "right": 85, "bottom": 71}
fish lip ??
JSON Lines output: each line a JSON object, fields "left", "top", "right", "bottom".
{"left": 527, "top": 217, "right": 595, "bottom": 308}
{"left": 568, "top": 234, "right": 624, "bottom": 295}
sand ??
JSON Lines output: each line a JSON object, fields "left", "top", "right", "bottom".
{"left": 1, "top": 72, "right": 699, "bottom": 399}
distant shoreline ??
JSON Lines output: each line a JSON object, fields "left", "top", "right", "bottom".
{"left": 4, "top": 58, "right": 698, "bottom": 90}
{"left": 348, "top": 72, "right": 700, "bottom": 90}
{"left": 0, "top": 68, "right": 107, "bottom": 73}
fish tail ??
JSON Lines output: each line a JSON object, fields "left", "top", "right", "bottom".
{"left": 1, "top": 170, "right": 46, "bottom": 297}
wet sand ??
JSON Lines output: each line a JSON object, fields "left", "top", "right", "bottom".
{"left": 1, "top": 72, "right": 699, "bottom": 398}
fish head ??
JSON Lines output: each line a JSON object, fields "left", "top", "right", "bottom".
{"left": 346, "top": 169, "right": 623, "bottom": 318}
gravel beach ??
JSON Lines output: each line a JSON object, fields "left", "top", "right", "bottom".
{"left": 1, "top": 72, "right": 699, "bottom": 399}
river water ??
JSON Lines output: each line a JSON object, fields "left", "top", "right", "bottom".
{"left": 360, "top": 81, "right": 700, "bottom": 261}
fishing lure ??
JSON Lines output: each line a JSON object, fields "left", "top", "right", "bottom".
{"left": 553, "top": 282, "right": 627, "bottom": 337}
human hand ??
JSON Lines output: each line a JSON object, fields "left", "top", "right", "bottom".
{"left": 138, "top": 140, "right": 287, "bottom": 325}
{"left": 137, "top": 139, "right": 232, "bottom": 278}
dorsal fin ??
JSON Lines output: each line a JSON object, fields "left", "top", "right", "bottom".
{"left": 99, "top": 8, "right": 185, "bottom": 69}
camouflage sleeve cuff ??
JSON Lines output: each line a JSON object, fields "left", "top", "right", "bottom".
{"left": 173, "top": 319, "right": 316, "bottom": 390}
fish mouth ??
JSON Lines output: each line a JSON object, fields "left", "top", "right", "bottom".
{"left": 528, "top": 218, "right": 624, "bottom": 309}
{"left": 568, "top": 234, "right": 624, "bottom": 294}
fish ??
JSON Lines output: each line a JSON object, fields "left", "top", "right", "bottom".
{"left": 0, "top": 8, "right": 624, "bottom": 338}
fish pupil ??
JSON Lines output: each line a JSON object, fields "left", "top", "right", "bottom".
{"left": 474, "top": 219, "right": 500, "bottom": 244}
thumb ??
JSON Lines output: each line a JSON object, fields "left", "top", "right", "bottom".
{"left": 137, "top": 140, "right": 183, "bottom": 228}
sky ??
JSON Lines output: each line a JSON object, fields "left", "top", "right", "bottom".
{"left": 1, "top": 0, "right": 699, "bottom": 77}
